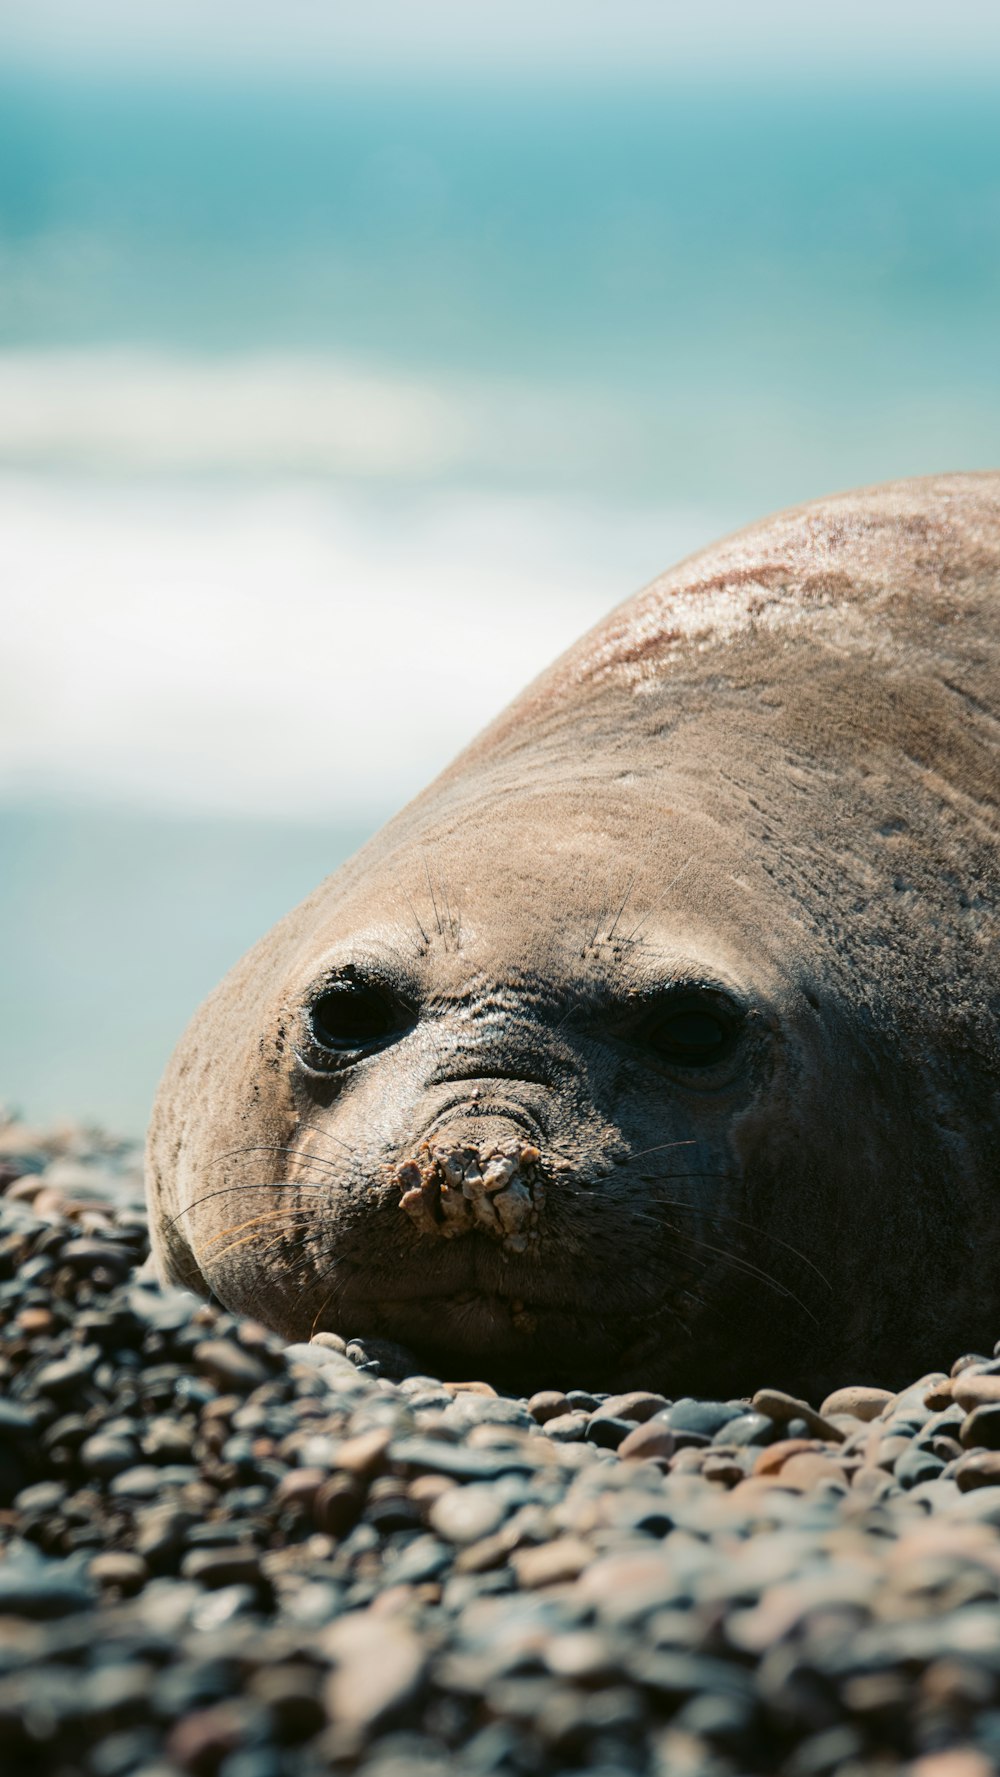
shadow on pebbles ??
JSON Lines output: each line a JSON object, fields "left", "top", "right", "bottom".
{"left": 2, "top": 1119, "right": 1000, "bottom": 1777}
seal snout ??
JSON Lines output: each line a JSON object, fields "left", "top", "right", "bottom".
{"left": 394, "top": 1133, "right": 546, "bottom": 1254}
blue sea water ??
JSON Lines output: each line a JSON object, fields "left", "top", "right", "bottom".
{"left": 1, "top": 72, "right": 999, "bottom": 498}
{"left": 1, "top": 68, "right": 998, "bottom": 1131}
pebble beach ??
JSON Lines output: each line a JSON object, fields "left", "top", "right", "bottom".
{"left": 3, "top": 1118, "right": 1000, "bottom": 1777}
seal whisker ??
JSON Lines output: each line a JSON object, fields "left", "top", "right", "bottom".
{"left": 395, "top": 878, "right": 431, "bottom": 950}
{"left": 423, "top": 852, "right": 445, "bottom": 943}
{"left": 207, "top": 1142, "right": 349, "bottom": 1174}
{"left": 628, "top": 1187, "right": 834, "bottom": 1300}
{"left": 621, "top": 1139, "right": 700, "bottom": 1163}
{"left": 198, "top": 1220, "right": 315, "bottom": 1266}
{"left": 620, "top": 856, "right": 694, "bottom": 947}
{"left": 643, "top": 1217, "right": 822, "bottom": 1325}
{"left": 604, "top": 872, "right": 639, "bottom": 945}
{"left": 198, "top": 1207, "right": 321, "bottom": 1251}
{"left": 167, "top": 1180, "right": 330, "bottom": 1233}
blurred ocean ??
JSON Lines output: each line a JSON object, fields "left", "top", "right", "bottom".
{"left": 1, "top": 68, "right": 998, "bottom": 1130}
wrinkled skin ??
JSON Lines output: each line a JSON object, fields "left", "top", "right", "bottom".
{"left": 147, "top": 473, "right": 1000, "bottom": 1398}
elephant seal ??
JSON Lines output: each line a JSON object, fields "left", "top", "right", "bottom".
{"left": 147, "top": 473, "right": 1000, "bottom": 1398}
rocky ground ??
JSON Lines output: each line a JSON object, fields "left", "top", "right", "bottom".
{"left": 2, "top": 1121, "right": 1000, "bottom": 1776}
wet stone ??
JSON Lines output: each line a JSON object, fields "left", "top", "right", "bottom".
{"left": 541, "top": 1412, "right": 590, "bottom": 1442}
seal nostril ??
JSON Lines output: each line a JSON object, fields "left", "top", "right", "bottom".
{"left": 426, "top": 1092, "right": 546, "bottom": 1143}
{"left": 395, "top": 1136, "right": 547, "bottom": 1253}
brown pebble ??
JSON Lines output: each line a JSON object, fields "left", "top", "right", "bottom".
{"left": 617, "top": 1422, "right": 675, "bottom": 1463}
{"left": 181, "top": 1547, "right": 261, "bottom": 1587}
{"left": 88, "top": 1551, "right": 149, "bottom": 1594}
{"left": 924, "top": 1378, "right": 955, "bottom": 1409}
{"left": 193, "top": 1338, "right": 270, "bottom": 1392}
{"left": 313, "top": 1474, "right": 366, "bottom": 1535}
{"left": 960, "top": 1406, "right": 1000, "bottom": 1450}
{"left": 954, "top": 1450, "right": 1000, "bottom": 1492}
{"left": 599, "top": 1391, "right": 669, "bottom": 1424}
{"left": 453, "top": 1532, "right": 512, "bottom": 1575}
{"left": 200, "top": 1395, "right": 242, "bottom": 1423}
{"left": 701, "top": 1454, "right": 748, "bottom": 1487}
{"left": 819, "top": 1384, "right": 893, "bottom": 1422}
{"left": 335, "top": 1427, "right": 392, "bottom": 1478}
{"left": 167, "top": 1704, "right": 244, "bottom": 1775}
{"left": 443, "top": 1380, "right": 498, "bottom": 1397}
{"left": 751, "top": 1387, "right": 845, "bottom": 1443}
{"left": 527, "top": 1390, "right": 570, "bottom": 1424}
{"left": 877, "top": 1435, "right": 913, "bottom": 1471}
{"left": 323, "top": 1612, "right": 427, "bottom": 1729}
{"left": 953, "top": 1373, "right": 1000, "bottom": 1411}
{"left": 908, "top": 1753, "right": 996, "bottom": 1777}
{"left": 274, "top": 1468, "right": 327, "bottom": 1509}
{"left": 16, "top": 1308, "right": 54, "bottom": 1335}
{"left": 670, "top": 1446, "right": 709, "bottom": 1474}
{"left": 512, "top": 1536, "right": 591, "bottom": 1588}
{"left": 407, "top": 1473, "right": 455, "bottom": 1512}
{"left": 754, "top": 1439, "right": 823, "bottom": 1476}
{"left": 778, "top": 1452, "right": 849, "bottom": 1490}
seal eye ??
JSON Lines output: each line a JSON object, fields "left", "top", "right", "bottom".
{"left": 645, "top": 999, "right": 735, "bottom": 1068}
{"left": 310, "top": 982, "right": 407, "bottom": 1052}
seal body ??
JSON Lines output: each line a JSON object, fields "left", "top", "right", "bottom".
{"left": 147, "top": 474, "right": 1000, "bottom": 1397}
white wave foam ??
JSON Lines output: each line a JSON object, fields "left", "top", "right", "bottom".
{"left": 0, "top": 349, "right": 629, "bottom": 482}
{"left": 0, "top": 473, "right": 722, "bottom": 819}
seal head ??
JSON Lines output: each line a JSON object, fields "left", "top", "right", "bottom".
{"left": 147, "top": 473, "right": 1000, "bottom": 1397}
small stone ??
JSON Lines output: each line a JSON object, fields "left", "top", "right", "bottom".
{"left": 819, "top": 1384, "right": 893, "bottom": 1421}
{"left": 79, "top": 1433, "right": 140, "bottom": 1477}
{"left": 954, "top": 1450, "right": 1000, "bottom": 1491}
{"left": 194, "top": 1339, "right": 270, "bottom": 1391}
{"left": 753, "top": 1439, "right": 823, "bottom": 1475}
{"left": 664, "top": 1399, "right": 745, "bottom": 1439}
{"left": 908, "top": 1755, "right": 996, "bottom": 1777}
{"left": 961, "top": 1404, "right": 1000, "bottom": 1450}
{"left": 541, "top": 1412, "right": 590, "bottom": 1442}
{"left": 166, "top": 1703, "right": 245, "bottom": 1774}
{"left": 180, "top": 1547, "right": 262, "bottom": 1587}
{"left": 585, "top": 1415, "right": 633, "bottom": 1449}
{"left": 274, "top": 1468, "right": 327, "bottom": 1509}
{"left": 527, "top": 1390, "right": 569, "bottom": 1424}
{"left": 953, "top": 1372, "right": 1000, "bottom": 1411}
{"left": 323, "top": 1612, "right": 427, "bottom": 1730}
{"left": 720, "top": 1412, "right": 778, "bottom": 1447}
{"left": 751, "top": 1388, "right": 845, "bottom": 1442}
{"left": 893, "top": 1444, "right": 946, "bottom": 1488}
{"left": 335, "top": 1428, "right": 393, "bottom": 1477}
{"left": 429, "top": 1483, "right": 507, "bottom": 1545}
{"left": 772, "top": 1451, "right": 849, "bottom": 1490}
{"left": 511, "top": 1537, "right": 590, "bottom": 1587}
{"left": 33, "top": 1346, "right": 101, "bottom": 1395}
{"left": 390, "top": 1437, "right": 535, "bottom": 1481}
{"left": 618, "top": 1422, "right": 675, "bottom": 1463}
{"left": 88, "top": 1551, "right": 149, "bottom": 1593}
{"left": 600, "top": 1390, "right": 669, "bottom": 1423}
